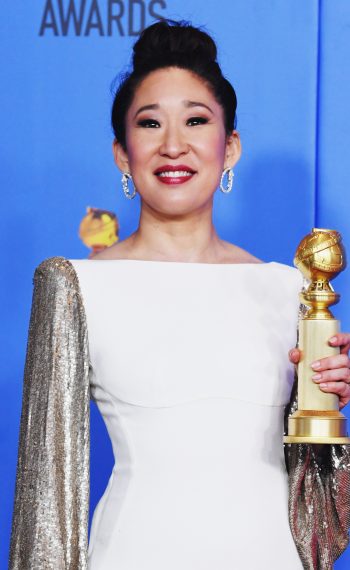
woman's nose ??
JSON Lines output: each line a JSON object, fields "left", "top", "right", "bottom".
{"left": 159, "top": 126, "right": 189, "bottom": 157}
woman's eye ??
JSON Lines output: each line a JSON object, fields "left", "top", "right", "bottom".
{"left": 137, "top": 119, "right": 160, "bottom": 128}
{"left": 187, "top": 117, "right": 208, "bottom": 126}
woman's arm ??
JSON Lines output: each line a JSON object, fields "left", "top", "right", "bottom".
{"left": 285, "top": 334, "right": 350, "bottom": 570}
{"left": 9, "top": 257, "right": 90, "bottom": 570}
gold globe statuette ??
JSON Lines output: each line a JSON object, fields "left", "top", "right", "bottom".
{"left": 284, "top": 228, "right": 350, "bottom": 444}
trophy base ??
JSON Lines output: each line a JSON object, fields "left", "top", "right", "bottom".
{"left": 284, "top": 410, "right": 350, "bottom": 444}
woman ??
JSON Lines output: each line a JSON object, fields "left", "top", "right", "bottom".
{"left": 10, "top": 20, "right": 350, "bottom": 570}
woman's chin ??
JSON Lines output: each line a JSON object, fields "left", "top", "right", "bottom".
{"left": 144, "top": 198, "right": 213, "bottom": 218}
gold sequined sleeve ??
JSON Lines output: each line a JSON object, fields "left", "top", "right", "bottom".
{"left": 285, "top": 374, "right": 350, "bottom": 569}
{"left": 9, "top": 257, "right": 90, "bottom": 569}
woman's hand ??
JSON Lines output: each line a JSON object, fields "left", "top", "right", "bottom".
{"left": 289, "top": 333, "right": 350, "bottom": 410}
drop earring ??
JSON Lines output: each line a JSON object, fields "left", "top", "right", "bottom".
{"left": 219, "top": 167, "right": 234, "bottom": 194}
{"left": 122, "top": 172, "right": 137, "bottom": 199}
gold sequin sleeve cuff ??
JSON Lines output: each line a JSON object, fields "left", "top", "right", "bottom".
{"left": 9, "top": 257, "right": 91, "bottom": 569}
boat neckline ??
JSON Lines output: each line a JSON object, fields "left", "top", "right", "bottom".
{"left": 79, "top": 258, "right": 279, "bottom": 267}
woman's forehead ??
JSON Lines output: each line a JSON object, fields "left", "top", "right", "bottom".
{"left": 128, "top": 68, "right": 221, "bottom": 114}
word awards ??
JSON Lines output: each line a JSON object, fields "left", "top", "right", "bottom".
{"left": 39, "top": 0, "right": 167, "bottom": 37}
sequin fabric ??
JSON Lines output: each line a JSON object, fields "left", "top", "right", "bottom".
{"left": 284, "top": 302, "right": 350, "bottom": 569}
{"left": 9, "top": 258, "right": 350, "bottom": 569}
{"left": 9, "top": 257, "right": 90, "bottom": 569}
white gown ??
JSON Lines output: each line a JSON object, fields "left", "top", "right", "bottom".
{"left": 70, "top": 259, "right": 304, "bottom": 570}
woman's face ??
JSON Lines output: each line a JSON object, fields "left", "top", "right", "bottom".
{"left": 114, "top": 67, "right": 241, "bottom": 216}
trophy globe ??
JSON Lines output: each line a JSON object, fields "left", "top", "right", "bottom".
{"left": 294, "top": 229, "right": 346, "bottom": 320}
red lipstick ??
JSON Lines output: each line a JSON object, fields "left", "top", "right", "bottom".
{"left": 154, "top": 164, "right": 196, "bottom": 185}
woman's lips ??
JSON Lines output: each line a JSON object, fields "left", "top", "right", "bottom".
{"left": 156, "top": 172, "right": 195, "bottom": 185}
{"left": 154, "top": 166, "right": 196, "bottom": 185}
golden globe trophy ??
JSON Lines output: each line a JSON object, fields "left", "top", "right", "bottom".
{"left": 284, "top": 228, "right": 350, "bottom": 444}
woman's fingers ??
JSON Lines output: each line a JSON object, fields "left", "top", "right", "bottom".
{"left": 311, "top": 338, "right": 350, "bottom": 408}
{"left": 328, "top": 333, "right": 350, "bottom": 355}
{"left": 318, "top": 381, "right": 350, "bottom": 409}
{"left": 288, "top": 348, "right": 300, "bottom": 364}
{"left": 287, "top": 333, "right": 350, "bottom": 409}
{"left": 289, "top": 348, "right": 350, "bottom": 371}
{"left": 318, "top": 381, "right": 350, "bottom": 396}
{"left": 288, "top": 333, "right": 350, "bottom": 365}
{"left": 311, "top": 353, "right": 350, "bottom": 372}
{"left": 312, "top": 366, "right": 350, "bottom": 384}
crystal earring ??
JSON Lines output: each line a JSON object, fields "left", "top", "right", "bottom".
{"left": 122, "top": 172, "right": 137, "bottom": 199}
{"left": 219, "top": 167, "right": 234, "bottom": 194}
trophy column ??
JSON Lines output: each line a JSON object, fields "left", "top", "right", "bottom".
{"left": 284, "top": 228, "right": 350, "bottom": 444}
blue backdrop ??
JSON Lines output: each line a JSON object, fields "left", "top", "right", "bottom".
{"left": 1, "top": 1, "right": 350, "bottom": 566}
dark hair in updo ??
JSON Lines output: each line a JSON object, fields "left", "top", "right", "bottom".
{"left": 111, "top": 19, "right": 237, "bottom": 150}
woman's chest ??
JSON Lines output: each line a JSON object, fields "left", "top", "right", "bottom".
{"left": 72, "top": 261, "right": 301, "bottom": 407}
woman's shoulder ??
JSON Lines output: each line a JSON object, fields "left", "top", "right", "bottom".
{"left": 88, "top": 238, "right": 135, "bottom": 261}
{"left": 218, "top": 241, "right": 265, "bottom": 265}
{"left": 34, "top": 255, "right": 73, "bottom": 274}
{"left": 33, "top": 256, "right": 81, "bottom": 289}
{"left": 220, "top": 242, "right": 303, "bottom": 290}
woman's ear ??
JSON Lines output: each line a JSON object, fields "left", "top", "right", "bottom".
{"left": 112, "top": 139, "right": 130, "bottom": 173}
{"left": 224, "top": 130, "right": 242, "bottom": 169}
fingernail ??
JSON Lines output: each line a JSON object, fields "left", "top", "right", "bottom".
{"left": 329, "top": 336, "right": 338, "bottom": 344}
{"left": 311, "top": 361, "right": 321, "bottom": 370}
{"left": 312, "top": 374, "right": 322, "bottom": 381}
{"left": 320, "top": 383, "right": 328, "bottom": 389}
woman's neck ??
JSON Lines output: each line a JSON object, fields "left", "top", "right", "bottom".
{"left": 128, "top": 205, "right": 226, "bottom": 263}
{"left": 91, "top": 205, "right": 261, "bottom": 264}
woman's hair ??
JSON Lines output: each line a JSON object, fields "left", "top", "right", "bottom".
{"left": 111, "top": 19, "right": 237, "bottom": 149}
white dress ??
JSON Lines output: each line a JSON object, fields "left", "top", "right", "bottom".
{"left": 70, "top": 259, "right": 304, "bottom": 570}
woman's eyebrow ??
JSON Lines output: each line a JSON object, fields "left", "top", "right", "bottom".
{"left": 184, "top": 100, "right": 213, "bottom": 114}
{"left": 134, "top": 100, "right": 214, "bottom": 119}
{"left": 134, "top": 104, "right": 159, "bottom": 119}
